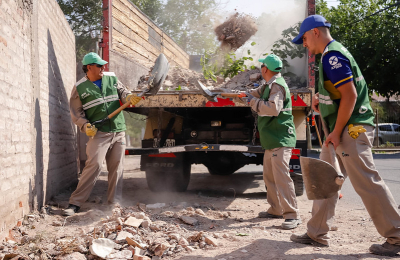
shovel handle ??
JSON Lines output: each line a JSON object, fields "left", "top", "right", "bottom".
{"left": 107, "top": 100, "right": 132, "bottom": 119}
{"left": 220, "top": 93, "right": 247, "bottom": 98}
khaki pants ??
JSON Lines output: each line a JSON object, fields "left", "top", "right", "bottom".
{"left": 69, "top": 131, "right": 126, "bottom": 206}
{"left": 264, "top": 147, "right": 299, "bottom": 219}
{"left": 307, "top": 125, "right": 400, "bottom": 245}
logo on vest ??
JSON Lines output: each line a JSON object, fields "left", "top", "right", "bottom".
{"left": 113, "top": 83, "right": 118, "bottom": 89}
{"left": 329, "top": 56, "right": 342, "bottom": 70}
{"left": 288, "top": 127, "right": 294, "bottom": 135}
{"left": 359, "top": 106, "right": 368, "bottom": 114}
{"left": 81, "top": 92, "right": 90, "bottom": 99}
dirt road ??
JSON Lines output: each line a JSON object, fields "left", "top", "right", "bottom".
{"left": 2, "top": 155, "right": 396, "bottom": 260}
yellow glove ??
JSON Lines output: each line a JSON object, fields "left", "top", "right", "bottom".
{"left": 126, "top": 94, "right": 142, "bottom": 106}
{"left": 348, "top": 124, "right": 366, "bottom": 139}
{"left": 85, "top": 123, "right": 97, "bottom": 137}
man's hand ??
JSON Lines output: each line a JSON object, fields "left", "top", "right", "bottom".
{"left": 126, "top": 94, "right": 142, "bottom": 106}
{"left": 312, "top": 93, "right": 320, "bottom": 113}
{"left": 240, "top": 92, "right": 255, "bottom": 104}
{"left": 85, "top": 123, "right": 97, "bottom": 137}
{"left": 324, "top": 130, "right": 341, "bottom": 150}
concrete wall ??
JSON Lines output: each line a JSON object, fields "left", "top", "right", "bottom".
{"left": 110, "top": 0, "right": 190, "bottom": 86}
{"left": 0, "top": 0, "right": 76, "bottom": 239}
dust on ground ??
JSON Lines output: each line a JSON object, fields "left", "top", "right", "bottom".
{"left": 1, "top": 156, "right": 393, "bottom": 260}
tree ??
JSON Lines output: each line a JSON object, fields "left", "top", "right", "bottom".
{"left": 57, "top": 0, "right": 162, "bottom": 62}
{"left": 317, "top": 0, "right": 400, "bottom": 97}
{"left": 158, "top": 0, "right": 221, "bottom": 54}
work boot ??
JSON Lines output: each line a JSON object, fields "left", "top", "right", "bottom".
{"left": 281, "top": 219, "right": 301, "bottom": 230}
{"left": 369, "top": 242, "right": 400, "bottom": 257}
{"left": 290, "top": 233, "right": 328, "bottom": 247}
{"left": 258, "top": 212, "right": 283, "bottom": 219}
{"left": 62, "top": 204, "right": 80, "bottom": 216}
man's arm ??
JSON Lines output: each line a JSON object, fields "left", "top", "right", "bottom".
{"left": 116, "top": 80, "right": 132, "bottom": 103}
{"left": 248, "top": 85, "right": 265, "bottom": 98}
{"left": 249, "top": 83, "right": 285, "bottom": 117}
{"left": 70, "top": 86, "right": 89, "bottom": 133}
{"left": 325, "top": 81, "right": 357, "bottom": 149}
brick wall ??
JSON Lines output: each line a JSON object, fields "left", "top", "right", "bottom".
{"left": 0, "top": 0, "right": 76, "bottom": 239}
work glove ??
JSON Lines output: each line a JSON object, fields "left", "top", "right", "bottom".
{"left": 348, "top": 124, "right": 366, "bottom": 139}
{"left": 240, "top": 92, "right": 255, "bottom": 104}
{"left": 126, "top": 94, "right": 142, "bottom": 106}
{"left": 85, "top": 123, "right": 97, "bottom": 138}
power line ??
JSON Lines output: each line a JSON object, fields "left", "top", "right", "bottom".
{"left": 353, "top": 0, "right": 400, "bottom": 25}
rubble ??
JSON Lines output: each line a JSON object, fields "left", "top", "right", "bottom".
{"left": 215, "top": 12, "right": 258, "bottom": 51}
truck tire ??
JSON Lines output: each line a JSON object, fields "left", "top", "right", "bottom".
{"left": 290, "top": 173, "right": 304, "bottom": 196}
{"left": 206, "top": 163, "right": 243, "bottom": 176}
{"left": 145, "top": 159, "right": 191, "bottom": 192}
{"left": 264, "top": 173, "right": 304, "bottom": 197}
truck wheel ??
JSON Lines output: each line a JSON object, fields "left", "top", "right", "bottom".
{"left": 264, "top": 173, "right": 304, "bottom": 197}
{"left": 145, "top": 160, "right": 191, "bottom": 192}
{"left": 291, "top": 173, "right": 304, "bottom": 196}
{"left": 206, "top": 163, "right": 243, "bottom": 176}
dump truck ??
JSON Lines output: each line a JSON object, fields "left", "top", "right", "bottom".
{"left": 82, "top": 0, "right": 315, "bottom": 193}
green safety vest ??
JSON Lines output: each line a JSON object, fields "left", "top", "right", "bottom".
{"left": 76, "top": 72, "right": 126, "bottom": 132}
{"left": 318, "top": 41, "right": 374, "bottom": 132}
{"left": 258, "top": 77, "right": 297, "bottom": 150}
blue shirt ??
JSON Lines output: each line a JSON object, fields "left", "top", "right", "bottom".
{"left": 322, "top": 40, "right": 353, "bottom": 103}
{"left": 92, "top": 79, "right": 102, "bottom": 91}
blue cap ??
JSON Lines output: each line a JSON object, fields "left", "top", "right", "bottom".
{"left": 292, "top": 15, "right": 331, "bottom": 44}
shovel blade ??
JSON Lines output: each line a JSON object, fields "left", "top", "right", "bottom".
{"left": 194, "top": 80, "right": 218, "bottom": 102}
{"left": 300, "top": 156, "right": 342, "bottom": 200}
{"left": 142, "top": 53, "right": 170, "bottom": 96}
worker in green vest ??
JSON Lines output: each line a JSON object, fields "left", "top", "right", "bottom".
{"left": 290, "top": 15, "right": 400, "bottom": 256}
{"left": 242, "top": 54, "right": 301, "bottom": 230}
{"left": 63, "top": 52, "right": 141, "bottom": 216}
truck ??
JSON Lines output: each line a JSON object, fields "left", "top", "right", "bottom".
{"left": 87, "top": 0, "right": 315, "bottom": 194}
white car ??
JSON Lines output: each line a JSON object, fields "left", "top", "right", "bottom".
{"left": 375, "top": 123, "right": 400, "bottom": 146}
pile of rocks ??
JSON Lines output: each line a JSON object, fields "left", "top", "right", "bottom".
{"left": 0, "top": 203, "right": 235, "bottom": 260}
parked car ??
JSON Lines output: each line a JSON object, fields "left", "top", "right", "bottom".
{"left": 375, "top": 123, "right": 400, "bottom": 146}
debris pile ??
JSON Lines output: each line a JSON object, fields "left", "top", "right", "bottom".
{"left": 136, "top": 65, "right": 305, "bottom": 94}
{"left": 214, "top": 13, "right": 258, "bottom": 51}
{"left": 1, "top": 203, "right": 239, "bottom": 260}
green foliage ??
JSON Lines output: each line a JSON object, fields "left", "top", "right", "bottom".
{"left": 269, "top": 23, "right": 307, "bottom": 87}
{"left": 158, "top": 0, "right": 220, "bottom": 54}
{"left": 123, "top": 111, "right": 147, "bottom": 147}
{"left": 316, "top": 0, "right": 400, "bottom": 97}
{"left": 57, "top": 0, "right": 162, "bottom": 62}
{"left": 201, "top": 49, "right": 256, "bottom": 82}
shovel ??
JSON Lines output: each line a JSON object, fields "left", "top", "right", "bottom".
{"left": 91, "top": 53, "right": 170, "bottom": 127}
{"left": 300, "top": 114, "right": 345, "bottom": 200}
{"left": 195, "top": 80, "right": 246, "bottom": 102}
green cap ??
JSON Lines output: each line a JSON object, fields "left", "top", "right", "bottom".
{"left": 258, "top": 54, "right": 282, "bottom": 72}
{"left": 82, "top": 52, "right": 108, "bottom": 66}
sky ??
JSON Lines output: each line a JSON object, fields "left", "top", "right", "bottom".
{"left": 222, "top": 0, "right": 341, "bottom": 18}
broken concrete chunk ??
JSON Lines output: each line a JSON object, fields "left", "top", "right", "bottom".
{"left": 52, "top": 220, "right": 63, "bottom": 227}
{"left": 153, "top": 243, "right": 170, "bottom": 256}
{"left": 169, "top": 233, "right": 181, "bottom": 241}
{"left": 250, "top": 73, "right": 261, "bottom": 82}
{"left": 141, "top": 220, "right": 151, "bottom": 228}
{"left": 204, "top": 236, "right": 218, "bottom": 246}
{"left": 186, "top": 207, "right": 194, "bottom": 212}
{"left": 116, "top": 231, "right": 133, "bottom": 243}
{"left": 126, "top": 237, "right": 147, "bottom": 249}
{"left": 89, "top": 238, "right": 116, "bottom": 259}
{"left": 195, "top": 209, "right": 205, "bottom": 216}
{"left": 178, "top": 237, "right": 189, "bottom": 246}
{"left": 146, "top": 203, "right": 165, "bottom": 210}
{"left": 134, "top": 247, "right": 146, "bottom": 256}
{"left": 180, "top": 216, "right": 199, "bottom": 226}
{"left": 60, "top": 252, "right": 87, "bottom": 260}
{"left": 135, "top": 212, "right": 146, "bottom": 219}
{"left": 107, "top": 249, "right": 132, "bottom": 259}
{"left": 185, "top": 246, "right": 196, "bottom": 252}
{"left": 124, "top": 216, "right": 143, "bottom": 228}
